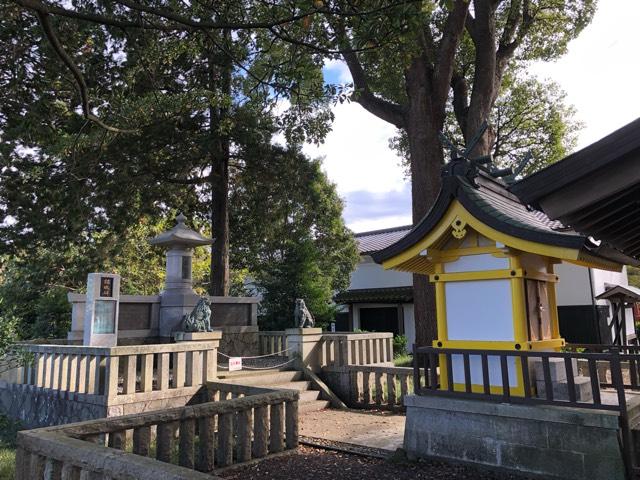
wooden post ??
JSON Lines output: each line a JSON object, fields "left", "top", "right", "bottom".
{"left": 179, "top": 418, "right": 196, "bottom": 469}
{"left": 285, "top": 401, "right": 298, "bottom": 449}
{"left": 30, "top": 453, "right": 45, "bottom": 479}
{"left": 363, "top": 371, "right": 371, "bottom": 405}
{"left": 133, "top": 426, "right": 151, "bottom": 457}
{"left": 237, "top": 408, "right": 252, "bottom": 462}
{"left": 141, "top": 354, "right": 154, "bottom": 392}
{"left": 217, "top": 413, "right": 234, "bottom": 467}
{"left": 196, "top": 416, "right": 215, "bottom": 472}
{"left": 124, "top": 355, "right": 137, "bottom": 395}
{"left": 387, "top": 373, "right": 396, "bottom": 407}
{"left": 252, "top": 406, "right": 269, "bottom": 458}
{"left": 375, "top": 371, "right": 383, "bottom": 405}
{"left": 104, "top": 356, "right": 119, "bottom": 399}
{"left": 77, "top": 356, "right": 87, "bottom": 394}
{"left": 60, "top": 462, "right": 76, "bottom": 480}
{"left": 173, "top": 352, "right": 186, "bottom": 388}
{"left": 156, "top": 422, "right": 177, "bottom": 463}
{"left": 59, "top": 354, "right": 69, "bottom": 391}
{"left": 269, "top": 403, "right": 284, "bottom": 454}
{"left": 158, "top": 353, "right": 170, "bottom": 391}
{"left": 108, "top": 430, "right": 126, "bottom": 450}
{"left": 203, "top": 349, "right": 217, "bottom": 383}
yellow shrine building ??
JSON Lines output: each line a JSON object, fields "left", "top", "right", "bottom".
{"left": 372, "top": 160, "right": 636, "bottom": 395}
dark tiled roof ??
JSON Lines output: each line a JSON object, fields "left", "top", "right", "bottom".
{"left": 355, "top": 225, "right": 412, "bottom": 254}
{"left": 335, "top": 286, "right": 413, "bottom": 304}
{"left": 371, "top": 166, "right": 621, "bottom": 264}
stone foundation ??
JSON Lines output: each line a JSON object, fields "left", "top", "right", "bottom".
{"left": 404, "top": 394, "right": 626, "bottom": 480}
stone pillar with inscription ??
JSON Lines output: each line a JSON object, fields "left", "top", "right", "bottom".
{"left": 150, "top": 213, "right": 214, "bottom": 337}
{"left": 83, "top": 273, "right": 121, "bottom": 347}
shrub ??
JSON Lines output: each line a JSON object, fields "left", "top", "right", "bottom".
{"left": 393, "top": 334, "right": 408, "bottom": 358}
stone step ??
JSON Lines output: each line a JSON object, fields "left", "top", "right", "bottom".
{"left": 536, "top": 375, "right": 593, "bottom": 402}
{"left": 268, "top": 381, "right": 313, "bottom": 392}
{"left": 299, "top": 400, "right": 330, "bottom": 414}
{"left": 218, "top": 370, "right": 303, "bottom": 385}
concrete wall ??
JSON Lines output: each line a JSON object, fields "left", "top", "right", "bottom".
{"left": 0, "top": 382, "right": 107, "bottom": 429}
{"left": 404, "top": 394, "right": 625, "bottom": 480}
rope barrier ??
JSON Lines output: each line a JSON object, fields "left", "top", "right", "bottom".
{"left": 217, "top": 357, "right": 297, "bottom": 371}
{"left": 217, "top": 348, "right": 292, "bottom": 360}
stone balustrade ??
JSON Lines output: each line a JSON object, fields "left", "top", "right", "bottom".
{"left": 16, "top": 382, "right": 299, "bottom": 479}
{"left": 258, "top": 331, "right": 288, "bottom": 356}
{"left": 318, "top": 332, "right": 394, "bottom": 367}
{"left": 320, "top": 364, "right": 417, "bottom": 411}
{"left": 0, "top": 340, "right": 221, "bottom": 428}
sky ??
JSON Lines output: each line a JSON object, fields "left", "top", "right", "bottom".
{"left": 306, "top": 0, "right": 640, "bottom": 234}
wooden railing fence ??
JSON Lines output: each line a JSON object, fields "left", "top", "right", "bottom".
{"left": 414, "top": 345, "right": 635, "bottom": 477}
{"left": 16, "top": 382, "right": 299, "bottom": 480}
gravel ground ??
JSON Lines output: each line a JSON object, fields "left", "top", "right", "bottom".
{"left": 219, "top": 445, "right": 538, "bottom": 480}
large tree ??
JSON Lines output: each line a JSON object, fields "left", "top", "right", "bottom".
{"left": 1, "top": 1, "right": 331, "bottom": 296}
{"left": 322, "top": 0, "right": 595, "bottom": 345}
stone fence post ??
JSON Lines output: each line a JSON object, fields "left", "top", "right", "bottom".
{"left": 284, "top": 328, "right": 323, "bottom": 373}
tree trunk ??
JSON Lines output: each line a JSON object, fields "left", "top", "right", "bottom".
{"left": 208, "top": 32, "right": 231, "bottom": 297}
{"left": 404, "top": 62, "right": 445, "bottom": 348}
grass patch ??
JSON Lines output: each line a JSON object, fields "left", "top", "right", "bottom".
{"left": 0, "top": 448, "right": 15, "bottom": 480}
{"left": 0, "top": 415, "right": 21, "bottom": 480}
{"left": 393, "top": 354, "right": 412, "bottom": 368}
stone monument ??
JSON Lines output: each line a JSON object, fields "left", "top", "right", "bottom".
{"left": 149, "top": 213, "right": 214, "bottom": 337}
{"left": 83, "top": 273, "right": 120, "bottom": 347}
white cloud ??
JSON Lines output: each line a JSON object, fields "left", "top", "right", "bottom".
{"left": 529, "top": 0, "right": 640, "bottom": 149}
{"left": 304, "top": 102, "right": 408, "bottom": 195}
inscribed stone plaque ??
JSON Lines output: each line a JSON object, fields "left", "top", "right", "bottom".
{"left": 93, "top": 300, "right": 116, "bottom": 334}
{"left": 100, "top": 276, "right": 114, "bottom": 297}
{"left": 182, "top": 256, "right": 191, "bottom": 280}
{"left": 118, "top": 303, "right": 151, "bottom": 330}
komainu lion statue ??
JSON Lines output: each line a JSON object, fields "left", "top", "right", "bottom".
{"left": 183, "top": 297, "right": 213, "bottom": 332}
{"left": 294, "top": 298, "right": 315, "bottom": 328}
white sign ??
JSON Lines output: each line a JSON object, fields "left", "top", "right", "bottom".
{"left": 228, "top": 357, "right": 242, "bottom": 372}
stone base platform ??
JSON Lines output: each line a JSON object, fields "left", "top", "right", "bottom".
{"left": 173, "top": 331, "right": 222, "bottom": 342}
{"left": 404, "top": 394, "right": 626, "bottom": 480}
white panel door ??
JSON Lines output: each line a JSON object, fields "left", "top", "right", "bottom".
{"left": 445, "top": 280, "right": 514, "bottom": 341}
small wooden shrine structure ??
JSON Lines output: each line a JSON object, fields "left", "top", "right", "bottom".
{"left": 372, "top": 157, "right": 637, "bottom": 395}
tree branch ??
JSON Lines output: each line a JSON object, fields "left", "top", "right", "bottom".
{"left": 432, "top": 0, "right": 469, "bottom": 115}
{"left": 342, "top": 48, "right": 405, "bottom": 128}
{"left": 35, "top": 10, "right": 138, "bottom": 134}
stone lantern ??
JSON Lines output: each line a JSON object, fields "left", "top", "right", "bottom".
{"left": 150, "top": 213, "right": 213, "bottom": 337}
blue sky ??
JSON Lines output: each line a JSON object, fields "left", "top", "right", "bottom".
{"left": 308, "top": 0, "right": 640, "bottom": 234}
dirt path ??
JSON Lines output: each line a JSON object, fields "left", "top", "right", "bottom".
{"left": 299, "top": 408, "right": 405, "bottom": 451}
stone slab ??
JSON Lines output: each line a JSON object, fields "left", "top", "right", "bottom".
{"left": 173, "top": 331, "right": 223, "bottom": 342}
{"left": 536, "top": 376, "right": 593, "bottom": 402}
{"left": 532, "top": 357, "right": 578, "bottom": 383}
{"left": 404, "top": 394, "right": 625, "bottom": 480}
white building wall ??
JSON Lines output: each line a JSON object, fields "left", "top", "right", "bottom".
{"left": 349, "top": 256, "right": 413, "bottom": 290}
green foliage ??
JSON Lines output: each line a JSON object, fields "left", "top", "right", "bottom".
{"left": 0, "top": 216, "right": 174, "bottom": 340}
{"left": 0, "top": 415, "right": 20, "bottom": 480}
{"left": 393, "top": 334, "right": 408, "bottom": 358}
{"left": 628, "top": 267, "right": 640, "bottom": 289}
{"left": 393, "top": 75, "right": 582, "bottom": 176}
{"left": 231, "top": 147, "right": 358, "bottom": 330}
{"left": 393, "top": 354, "right": 413, "bottom": 368}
